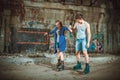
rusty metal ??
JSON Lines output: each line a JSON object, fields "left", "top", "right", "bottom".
{"left": 16, "top": 31, "right": 49, "bottom": 44}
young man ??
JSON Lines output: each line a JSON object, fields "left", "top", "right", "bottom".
{"left": 72, "top": 14, "right": 91, "bottom": 74}
{"left": 45, "top": 20, "right": 72, "bottom": 71}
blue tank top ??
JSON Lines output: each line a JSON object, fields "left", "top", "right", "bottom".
{"left": 76, "top": 21, "right": 87, "bottom": 39}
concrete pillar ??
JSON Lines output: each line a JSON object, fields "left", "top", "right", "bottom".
{"left": 0, "top": 12, "right": 4, "bottom": 52}
{"left": 3, "top": 10, "right": 11, "bottom": 53}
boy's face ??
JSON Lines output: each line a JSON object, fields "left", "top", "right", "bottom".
{"left": 76, "top": 18, "right": 83, "bottom": 24}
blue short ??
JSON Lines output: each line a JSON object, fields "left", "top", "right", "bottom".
{"left": 75, "top": 38, "right": 87, "bottom": 52}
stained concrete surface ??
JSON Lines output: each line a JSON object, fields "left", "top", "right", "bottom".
{"left": 0, "top": 53, "right": 120, "bottom": 80}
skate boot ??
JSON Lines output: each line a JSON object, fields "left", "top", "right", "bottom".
{"left": 56, "top": 59, "right": 61, "bottom": 69}
{"left": 58, "top": 61, "right": 64, "bottom": 71}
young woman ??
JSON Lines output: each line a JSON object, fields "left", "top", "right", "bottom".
{"left": 45, "top": 20, "right": 72, "bottom": 71}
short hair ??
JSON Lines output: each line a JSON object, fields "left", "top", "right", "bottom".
{"left": 75, "top": 14, "right": 83, "bottom": 19}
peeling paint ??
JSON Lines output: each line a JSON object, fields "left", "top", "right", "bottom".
{"left": 0, "top": 0, "right": 120, "bottom": 53}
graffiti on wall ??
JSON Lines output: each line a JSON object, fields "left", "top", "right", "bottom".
{"left": 88, "top": 33, "right": 104, "bottom": 53}
{"left": 65, "top": 10, "right": 74, "bottom": 26}
{"left": 22, "top": 7, "right": 65, "bottom": 29}
{"left": 25, "top": 8, "right": 44, "bottom": 22}
{"left": 20, "top": 7, "right": 105, "bottom": 53}
{"left": 21, "top": 7, "right": 45, "bottom": 28}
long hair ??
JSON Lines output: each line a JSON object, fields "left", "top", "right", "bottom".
{"left": 55, "top": 20, "right": 63, "bottom": 28}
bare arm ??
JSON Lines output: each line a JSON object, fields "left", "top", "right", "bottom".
{"left": 68, "top": 25, "right": 73, "bottom": 32}
{"left": 86, "top": 23, "right": 91, "bottom": 48}
{"left": 73, "top": 22, "right": 78, "bottom": 29}
{"left": 70, "top": 22, "right": 78, "bottom": 32}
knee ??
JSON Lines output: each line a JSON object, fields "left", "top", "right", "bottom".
{"left": 57, "top": 49, "right": 59, "bottom": 53}
{"left": 60, "top": 52, "right": 63, "bottom": 56}
{"left": 57, "top": 53, "right": 60, "bottom": 56}
{"left": 83, "top": 51, "right": 88, "bottom": 55}
{"left": 75, "top": 52, "right": 80, "bottom": 55}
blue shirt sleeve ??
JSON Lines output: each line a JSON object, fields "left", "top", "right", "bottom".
{"left": 48, "top": 27, "right": 57, "bottom": 35}
{"left": 64, "top": 26, "right": 69, "bottom": 31}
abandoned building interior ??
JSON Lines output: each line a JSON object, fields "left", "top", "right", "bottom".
{"left": 0, "top": 0, "right": 120, "bottom": 80}
{"left": 0, "top": 0, "right": 120, "bottom": 54}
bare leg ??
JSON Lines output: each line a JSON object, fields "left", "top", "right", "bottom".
{"left": 83, "top": 50, "right": 89, "bottom": 63}
{"left": 73, "top": 51, "right": 82, "bottom": 70}
{"left": 76, "top": 51, "right": 80, "bottom": 61}
{"left": 57, "top": 52, "right": 64, "bottom": 71}
{"left": 83, "top": 50, "right": 90, "bottom": 74}
{"left": 59, "top": 52, "right": 64, "bottom": 61}
{"left": 57, "top": 49, "right": 60, "bottom": 59}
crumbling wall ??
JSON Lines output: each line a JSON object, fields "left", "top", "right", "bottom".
{"left": 0, "top": 0, "right": 119, "bottom": 53}
{"left": 106, "top": 9, "right": 120, "bottom": 53}
{"left": 21, "top": 0, "right": 106, "bottom": 53}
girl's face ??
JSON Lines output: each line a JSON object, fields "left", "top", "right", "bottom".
{"left": 55, "top": 22, "right": 61, "bottom": 28}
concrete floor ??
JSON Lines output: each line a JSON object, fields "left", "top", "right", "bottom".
{"left": 0, "top": 53, "right": 120, "bottom": 80}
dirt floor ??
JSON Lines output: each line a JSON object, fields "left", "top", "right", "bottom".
{"left": 0, "top": 53, "right": 120, "bottom": 80}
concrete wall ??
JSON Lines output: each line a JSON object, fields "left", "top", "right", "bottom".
{"left": 106, "top": 9, "right": 120, "bottom": 53}
{"left": 22, "top": 1, "right": 106, "bottom": 53}
{"left": 0, "top": 0, "right": 119, "bottom": 53}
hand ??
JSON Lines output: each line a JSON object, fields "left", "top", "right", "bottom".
{"left": 73, "top": 22, "right": 78, "bottom": 28}
{"left": 74, "top": 22, "right": 79, "bottom": 26}
{"left": 68, "top": 25, "right": 73, "bottom": 32}
{"left": 86, "top": 43, "right": 90, "bottom": 48}
{"left": 68, "top": 25, "right": 72, "bottom": 28}
{"left": 44, "top": 32, "right": 48, "bottom": 36}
